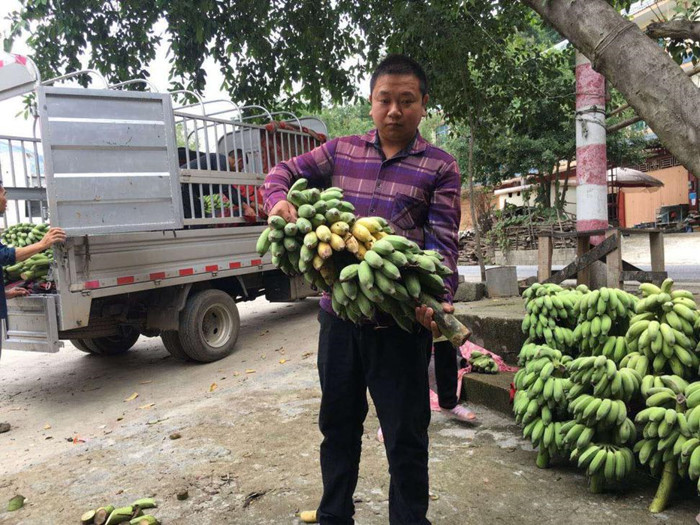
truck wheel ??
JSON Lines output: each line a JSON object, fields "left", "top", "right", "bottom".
{"left": 161, "top": 330, "right": 190, "bottom": 361}
{"left": 71, "top": 339, "right": 95, "bottom": 353}
{"left": 83, "top": 326, "right": 141, "bottom": 355}
{"left": 178, "top": 289, "right": 240, "bottom": 363}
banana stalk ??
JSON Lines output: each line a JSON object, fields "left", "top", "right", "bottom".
{"left": 419, "top": 293, "right": 471, "bottom": 348}
{"left": 649, "top": 461, "right": 677, "bottom": 513}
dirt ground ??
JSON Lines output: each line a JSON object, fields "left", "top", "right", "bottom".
{"left": 0, "top": 297, "right": 698, "bottom": 524}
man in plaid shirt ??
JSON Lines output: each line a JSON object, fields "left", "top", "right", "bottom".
{"left": 264, "top": 55, "right": 461, "bottom": 524}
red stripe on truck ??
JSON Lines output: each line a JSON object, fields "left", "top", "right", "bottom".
{"left": 251, "top": 259, "right": 262, "bottom": 266}
{"left": 84, "top": 280, "right": 100, "bottom": 289}
{"left": 150, "top": 272, "right": 166, "bottom": 280}
{"left": 179, "top": 268, "right": 194, "bottom": 276}
{"left": 229, "top": 262, "right": 241, "bottom": 269}
{"left": 117, "top": 276, "right": 135, "bottom": 285}
{"left": 205, "top": 264, "right": 219, "bottom": 272}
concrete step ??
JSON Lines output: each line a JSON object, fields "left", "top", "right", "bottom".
{"left": 453, "top": 297, "right": 526, "bottom": 365}
{"left": 461, "top": 371, "right": 515, "bottom": 416}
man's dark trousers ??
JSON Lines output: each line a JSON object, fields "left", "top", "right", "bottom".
{"left": 432, "top": 340, "right": 461, "bottom": 410}
{"left": 316, "top": 309, "right": 432, "bottom": 525}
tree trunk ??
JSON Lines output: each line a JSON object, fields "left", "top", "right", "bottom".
{"left": 521, "top": 0, "right": 700, "bottom": 178}
{"left": 467, "top": 115, "right": 486, "bottom": 282}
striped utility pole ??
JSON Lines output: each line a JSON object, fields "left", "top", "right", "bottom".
{"left": 575, "top": 51, "right": 608, "bottom": 244}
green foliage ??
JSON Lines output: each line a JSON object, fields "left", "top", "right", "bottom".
{"left": 11, "top": 0, "right": 363, "bottom": 108}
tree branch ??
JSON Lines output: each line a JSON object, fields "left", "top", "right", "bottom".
{"left": 520, "top": 0, "right": 700, "bottom": 178}
{"left": 646, "top": 20, "right": 700, "bottom": 42}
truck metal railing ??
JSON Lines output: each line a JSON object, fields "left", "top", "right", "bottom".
{"left": 0, "top": 134, "right": 48, "bottom": 228}
{"left": 173, "top": 108, "right": 324, "bottom": 227}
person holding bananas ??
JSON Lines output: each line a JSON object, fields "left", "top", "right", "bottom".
{"left": 0, "top": 182, "right": 66, "bottom": 434}
{"left": 264, "top": 55, "right": 461, "bottom": 524}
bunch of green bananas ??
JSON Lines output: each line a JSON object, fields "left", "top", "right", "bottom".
{"left": 256, "top": 178, "right": 360, "bottom": 289}
{"left": 680, "top": 381, "right": 700, "bottom": 493}
{"left": 2, "top": 223, "right": 53, "bottom": 284}
{"left": 256, "top": 180, "right": 463, "bottom": 337}
{"left": 567, "top": 355, "right": 642, "bottom": 403}
{"left": 513, "top": 344, "right": 573, "bottom": 468}
{"left": 468, "top": 350, "right": 499, "bottom": 374}
{"left": 521, "top": 283, "right": 582, "bottom": 352}
{"left": 572, "top": 286, "right": 636, "bottom": 360}
{"left": 635, "top": 375, "right": 693, "bottom": 477}
{"left": 563, "top": 355, "right": 639, "bottom": 491}
{"left": 624, "top": 279, "right": 700, "bottom": 378}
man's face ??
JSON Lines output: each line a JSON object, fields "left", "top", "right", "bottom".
{"left": 0, "top": 187, "right": 7, "bottom": 215}
{"left": 369, "top": 74, "right": 428, "bottom": 146}
{"left": 228, "top": 155, "right": 244, "bottom": 172}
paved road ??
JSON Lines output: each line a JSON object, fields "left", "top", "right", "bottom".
{"left": 459, "top": 264, "right": 700, "bottom": 283}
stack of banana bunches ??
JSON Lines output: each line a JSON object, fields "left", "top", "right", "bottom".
{"left": 256, "top": 180, "right": 469, "bottom": 345}
{"left": 1, "top": 222, "right": 53, "bottom": 284}
{"left": 513, "top": 278, "right": 700, "bottom": 512}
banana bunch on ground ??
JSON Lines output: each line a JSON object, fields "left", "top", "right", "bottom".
{"left": 634, "top": 375, "right": 697, "bottom": 512}
{"left": 2, "top": 223, "right": 53, "bottom": 284}
{"left": 257, "top": 180, "right": 471, "bottom": 345}
{"left": 563, "top": 355, "right": 639, "bottom": 491}
{"left": 468, "top": 350, "right": 499, "bottom": 374}
{"left": 80, "top": 497, "right": 158, "bottom": 524}
{"left": 624, "top": 279, "right": 699, "bottom": 378}
{"left": 680, "top": 381, "right": 700, "bottom": 497}
{"left": 513, "top": 344, "right": 573, "bottom": 467}
{"left": 572, "top": 286, "right": 636, "bottom": 361}
{"left": 521, "top": 283, "right": 581, "bottom": 352}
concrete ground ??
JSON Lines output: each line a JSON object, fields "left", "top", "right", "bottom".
{"left": 1, "top": 297, "right": 699, "bottom": 524}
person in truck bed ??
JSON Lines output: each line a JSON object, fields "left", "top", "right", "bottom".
{"left": 0, "top": 183, "right": 66, "bottom": 434}
{"left": 179, "top": 150, "right": 259, "bottom": 224}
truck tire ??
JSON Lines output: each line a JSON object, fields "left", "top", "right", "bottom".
{"left": 82, "top": 326, "right": 141, "bottom": 355}
{"left": 161, "top": 330, "right": 190, "bottom": 361}
{"left": 71, "top": 339, "right": 95, "bottom": 353}
{"left": 178, "top": 289, "right": 240, "bottom": 363}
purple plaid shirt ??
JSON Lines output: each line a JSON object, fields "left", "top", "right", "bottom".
{"left": 263, "top": 129, "right": 461, "bottom": 313}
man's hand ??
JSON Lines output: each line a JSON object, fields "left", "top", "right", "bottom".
{"left": 40, "top": 227, "right": 67, "bottom": 249}
{"left": 6, "top": 287, "right": 29, "bottom": 299}
{"left": 415, "top": 302, "right": 455, "bottom": 338}
{"left": 269, "top": 200, "right": 297, "bottom": 222}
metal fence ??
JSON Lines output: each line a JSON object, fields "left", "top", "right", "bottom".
{"left": 0, "top": 134, "right": 48, "bottom": 229}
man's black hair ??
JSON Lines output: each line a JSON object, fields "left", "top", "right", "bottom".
{"left": 369, "top": 54, "right": 428, "bottom": 97}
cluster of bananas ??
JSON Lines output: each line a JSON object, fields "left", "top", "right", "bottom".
{"left": 513, "top": 344, "right": 573, "bottom": 467}
{"left": 681, "top": 381, "right": 700, "bottom": 492}
{"left": 257, "top": 180, "right": 455, "bottom": 333}
{"left": 570, "top": 442, "right": 637, "bottom": 484}
{"left": 634, "top": 375, "right": 692, "bottom": 478}
{"left": 624, "top": 279, "right": 700, "bottom": 378}
{"left": 567, "top": 355, "right": 642, "bottom": 403}
{"left": 572, "top": 286, "right": 636, "bottom": 360}
{"left": 521, "top": 283, "right": 580, "bottom": 352}
{"left": 468, "top": 350, "right": 499, "bottom": 374}
{"left": 335, "top": 233, "right": 451, "bottom": 331}
{"left": 256, "top": 178, "right": 363, "bottom": 289}
{"left": 563, "top": 355, "right": 638, "bottom": 489}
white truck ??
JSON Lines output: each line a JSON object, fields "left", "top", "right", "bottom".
{"left": 0, "top": 54, "right": 326, "bottom": 362}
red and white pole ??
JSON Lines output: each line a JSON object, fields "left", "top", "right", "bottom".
{"left": 575, "top": 51, "right": 608, "bottom": 244}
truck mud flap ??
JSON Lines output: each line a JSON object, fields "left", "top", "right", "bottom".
{"left": 2, "top": 295, "right": 63, "bottom": 352}
{"left": 264, "top": 272, "right": 318, "bottom": 302}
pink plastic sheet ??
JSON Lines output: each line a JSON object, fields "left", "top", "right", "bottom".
{"left": 430, "top": 340, "right": 518, "bottom": 411}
